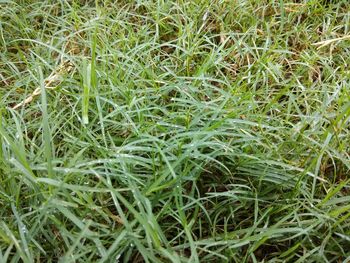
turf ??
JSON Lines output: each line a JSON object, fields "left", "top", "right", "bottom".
{"left": 1, "top": 0, "right": 350, "bottom": 262}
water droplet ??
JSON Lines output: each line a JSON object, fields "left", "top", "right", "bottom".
{"left": 21, "top": 225, "right": 28, "bottom": 234}
{"left": 202, "top": 11, "right": 209, "bottom": 21}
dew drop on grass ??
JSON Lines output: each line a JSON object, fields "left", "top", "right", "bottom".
{"left": 202, "top": 10, "right": 209, "bottom": 21}
{"left": 21, "top": 225, "right": 28, "bottom": 234}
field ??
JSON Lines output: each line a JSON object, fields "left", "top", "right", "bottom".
{"left": 1, "top": 0, "right": 350, "bottom": 262}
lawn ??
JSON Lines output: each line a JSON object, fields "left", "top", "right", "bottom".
{"left": 1, "top": 0, "right": 350, "bottom": 262}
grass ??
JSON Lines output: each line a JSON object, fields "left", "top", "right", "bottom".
{"left": 1, "top": 0, "right": 350, "bottom": 262}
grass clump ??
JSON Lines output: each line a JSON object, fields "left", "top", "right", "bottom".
{"left": 1, "top": 0, "right": 350, "bottom": 262}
